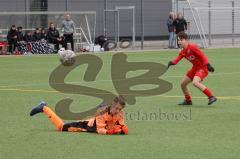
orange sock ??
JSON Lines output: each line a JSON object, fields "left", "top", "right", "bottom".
{"left": 43, "top": 106, "right": 64, "bottom": 131}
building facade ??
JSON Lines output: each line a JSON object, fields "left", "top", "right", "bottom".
{"left": 0, "top": 0, "right": 172, "bottom": 39}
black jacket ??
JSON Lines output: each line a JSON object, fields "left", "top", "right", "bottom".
{"left": 173, "top": 18, "right": 187, "bottom": 34}
{"left": 41, "top": 33, "right": 47, "bottom": 40}
{"left": 17, "top": 31, "right": 24, "bottom": 41}
{"left": 7, "top": 29, "right": 18, "bottom": 42}
{"left": 47, "top": 28, "right": 60, "bottom": 43}
{"left": 24, "top": 33, "right": 33, "bottom": 42}
{"left": 167, "top": 18, "right": 175, "bottom": 32}
{"left": 32, "top": 32, "right": 43, "bottom": 41}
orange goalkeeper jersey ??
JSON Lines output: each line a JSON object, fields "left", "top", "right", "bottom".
{"left": 85, "top": 107, "right": 125, "bottom": 134}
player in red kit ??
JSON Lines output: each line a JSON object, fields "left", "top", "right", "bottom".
{"left": 167, "top": 32, "right": 217, "bottom": 105}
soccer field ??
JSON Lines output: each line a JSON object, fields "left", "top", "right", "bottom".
{"left": 0, "top": 48, "right": 240, "bottom": 159}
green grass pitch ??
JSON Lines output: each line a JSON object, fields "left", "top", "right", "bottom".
{"left": 0, "top": 48, "right": 240, "bottom": 159}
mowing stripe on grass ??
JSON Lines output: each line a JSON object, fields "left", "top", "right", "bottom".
{"left": 0, "top": 71, "right": 239, "bottom": 88}
{"left": 0, "top": 87, "right": 240, "bottom": 100}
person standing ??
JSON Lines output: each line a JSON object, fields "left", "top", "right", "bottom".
{"left": 61, "top": 14, "right": 75, "bottom": 51}
{"left": 167, "top": 12, "right": 176, "bottom": 49}
{"left": 7, "top": 25, "right": 18, "bottom": 53}
{"left": 167, "top": 32, "right": 217, "bottom": 105}
{"left": 173, "top": 13, "right": 187, "bottom": 48}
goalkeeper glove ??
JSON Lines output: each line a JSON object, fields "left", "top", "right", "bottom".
{"left": 167, "top": 61, "right": 174, "bottom": 69}
{"left": 206, "top": 63, "right": 215, "bottom": 72}
{"left": 121, "top": 125, "right": 129, "bottom": 135}
{"left": 107, "top": 127, "right": 122, "bottom": 135}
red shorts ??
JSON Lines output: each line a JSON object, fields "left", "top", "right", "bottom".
{"left": 186, "top": 67, "right": 208, "bottom": 80}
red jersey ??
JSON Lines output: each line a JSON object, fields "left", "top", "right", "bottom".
{"left": 172, "top": 43, "right": 208, "bottom": 69}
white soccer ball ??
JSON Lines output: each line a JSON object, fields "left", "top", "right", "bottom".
{"left": 58, "top": 48, "right": 76, "bottom": 59}
{"left": 58, "top": 48, "right": 76, "bottom": 66}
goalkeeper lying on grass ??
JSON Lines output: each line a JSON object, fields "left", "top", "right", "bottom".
{"left": 30, "top": 96, "right": 128, "bottom": 135}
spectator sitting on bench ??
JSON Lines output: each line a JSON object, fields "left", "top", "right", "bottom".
{"left": 24, "top": 31, "right": 33, "bottom": 42}
{"left": 41, "top": 28, "right": 47, "bottom": 40}
{"left": 17, "top": 26, "right": 25, "bottom": 54}
{"left": 47, "top": 22, "right": 64, "bottom": 51}
{"left": 17, "top": 26, "right": 24, "bottom": 42}
{"left": 32, "top": 28, "right": 43, "bottom": 41}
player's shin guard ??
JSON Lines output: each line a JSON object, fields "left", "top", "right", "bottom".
{"left": 43, "top": 106, "right": 64, "bottom": 131}
{"left": 202, "top": 88, "right": 213, "bottom": 98}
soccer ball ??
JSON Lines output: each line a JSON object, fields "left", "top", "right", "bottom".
{"left": 58, "top": 48, "right": 76, "bottom": 66}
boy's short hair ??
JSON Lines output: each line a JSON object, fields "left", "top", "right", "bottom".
{"left": 178, "top": 31, "right": 188, "bottom": 40}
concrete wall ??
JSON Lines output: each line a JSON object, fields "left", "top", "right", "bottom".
{"left": 0, "top": 0, "right": 26, "bottom": 12}
{"left": 48, "top": 0, "right": 172, "bottom": 38}
{"left": 0, "top": 0, "right": 172, "bottom": 38}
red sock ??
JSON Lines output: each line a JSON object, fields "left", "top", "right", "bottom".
{"left": 203, "top": 88, "right": 213, "bottom": 98}
{"left": 185, "top": 94, "right": 192, "bottom": 102}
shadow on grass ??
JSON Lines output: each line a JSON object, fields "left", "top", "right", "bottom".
{"left": 178, "top": 104, "right": 216, "bottom": 109}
